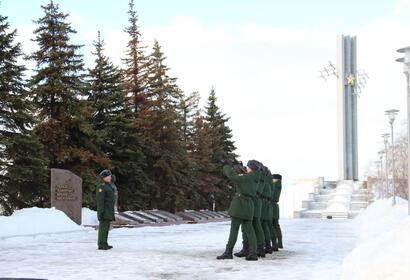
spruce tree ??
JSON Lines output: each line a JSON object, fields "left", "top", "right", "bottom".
{"left": 143, "top": 40, "right": 191, "bottom": 212}
{"left": 28, "top": 1, "right": 107, "bottom": 206}
{"left": 179, "top": 92, "right": 200, "bottom": 150}
{"left": 191, "top": 113, "right": 220, "bottom": 209}
{"left": 204, "top": 87, "right": 237, "bottom": 210}
{"left": 86, "top": 32, "right": 147, "bottom": 210}
{"left": 122, "top": 0, "right": 148, "bottom": 113}
{"left": 176, "top": 92, "right": 201, "bottom": 209}
{"left": 0, "top": 13, "right": 49, "bottom": 214}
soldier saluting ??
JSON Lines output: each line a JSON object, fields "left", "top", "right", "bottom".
{"left": 96, "top": 169, "right": 116, "bottom": 250}
{"left": 216, "top": 160, "right": 259, "bottom": 261}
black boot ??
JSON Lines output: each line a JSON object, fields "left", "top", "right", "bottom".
{"left": 265, "top": 242, "right": 273, "bottom": 254}
{"left": 278, "top": 237, "right": 283, "bottom": 249}
{"left": 245, "top": 246, "right": 258, "bottom": 261}
{"left": 216, "top": 246, "right": 233, "bottom": 260}
{"left": 234, "top": 241, "right": 249, "bottom": 258}
{"left": 272, "top": 238, "right": 279, "bottom": 252}
{"left": 257, "top": 244, "right": 266, "bottom": 258}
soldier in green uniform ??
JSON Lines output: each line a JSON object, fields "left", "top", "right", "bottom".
{"left": 96, "top": 169, "right": 116, "bottom": 250}
{"left": 272, "top": 174, "right": 283, "bottom": 248}
{"left": 261, "top": 166, "right": 278, "bottom": 253}
{"left": 234, "top": 160, "right": 266, "bottom": 258}
{"left": 216, "top": 161, "right": 259, "bottom": 261}
{"left": 266, "top": 171, "right": 279, "bottom": 252}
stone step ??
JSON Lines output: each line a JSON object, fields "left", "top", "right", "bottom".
{"left": 293, "top": 209, "right": 306, "bottom": 218}
{"left": 191, "top": 211, "right": 213, "bottom": 220}
{"left": 302, "top": 200, "right": 313, "bottom": 208}
{"left": 176, "top": 211, "right": 207, "bottom": 222}
{"left": 350, "top": 202, "right": 368, "bottom": 210}
{"left": 146, "top": 210, "right": 178, "bottom": 222}
{"left": 315, "top": 194, "right": 334, "bottom": 202}
{"left": 301, "top": 210, "right": 323, "bottom": 218}
{"left": 296, "top": 180, "right": 370, "bottom": 219}
{"left": 308, "top": 201, "right": 328, "bottom": 210}
{"left": 348, "top": 211, "right": 362, "bottom": 219}
{"left": 324, "top": 181, "right": 338, "bottom": 188}
{"left": 353, "top": 189, "right": 370, "bottom": 193}
{"left": 217, "top": 211, "right": 230, "bottom": 218}
{"left": 114, "top": 213, "right": 140, "bottom": 225}
{"left": 134, "top": 211, "right": 166, "bottom": 223}
{"left": 154, "top": 210, "right": 184, "bottom": 222}
{"left": 351, "top": 193, "right": 368, "bottom": 198}
{"left": 319, "top": 189, "right": 335, "bottom": 195}
{"left": 321, "top": 212, "right": 348, "bottom": 219}
{"left": 201, "top": 210, "right": 226, "bottom": 219}
{"left": 122, "top": 212, "right": 153, "bottom": 224}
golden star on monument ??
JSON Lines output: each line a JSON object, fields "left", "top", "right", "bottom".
{"left": 346, "top": 74, "right": 355, "bottom": 86}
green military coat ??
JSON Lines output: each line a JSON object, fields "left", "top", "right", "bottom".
{"left": 253, "top": 170, "right": 265, "bottom": 218}
{"left": 261, "top": 173, "right": 273, "bottom": 221}
{"left": 272, "top": 180, "right": 282, "bottom": 220}
{"left": 96, "top": 182, "right": 116, "bottom": 221}
{"left": 223, "top": 165, "right": 257, "bottom": 221}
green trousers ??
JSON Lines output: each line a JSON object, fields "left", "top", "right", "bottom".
{"left": 227, "top": 217, "right": 256, "bottom": 249}
{"left": 242, "top": 217, "right": 265, "bottom": 246}
{"left": 98, "top": 220, "right": 111, "bottom": 247}
{"left": 273, "top": 219, "right": 282, "bottom": 238}
{"left": 262, "top": 220, "right": 276, "bottom": 243}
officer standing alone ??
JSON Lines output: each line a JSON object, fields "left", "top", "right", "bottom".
{"left": 96, "top": 169, "right": 116, "bottom": 250}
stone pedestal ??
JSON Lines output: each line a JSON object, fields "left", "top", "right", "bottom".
{"left": 50, "top": 168, "right": 82, "bottom": 225}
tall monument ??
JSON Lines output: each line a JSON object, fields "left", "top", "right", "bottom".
{"left": 337, "top": 35, "right": 358, "bottom": 181}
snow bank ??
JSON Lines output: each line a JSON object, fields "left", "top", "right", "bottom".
{"left": 82, "top": 207, "right": 98, "bottom": 226}
{"left": 0, "top": 207, "right": 87, "bottom": 238}
{"left": 341, "top": 198, "right": 410, "bottom": 280}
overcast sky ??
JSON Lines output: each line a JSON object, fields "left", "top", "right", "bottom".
{"left": 3, "top": 0, "right": 410, "bottom": 181}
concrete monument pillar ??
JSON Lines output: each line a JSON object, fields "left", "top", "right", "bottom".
{"left": 337, "top": 35, "right": 359, "bottom": 181}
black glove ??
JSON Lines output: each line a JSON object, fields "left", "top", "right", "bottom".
{"left": 272, "top": 174, "right": 282, "bottom": 180}
{"left": 232, "top": 164, "right": 244, "bottom": 174}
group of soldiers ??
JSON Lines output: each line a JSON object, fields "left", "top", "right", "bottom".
{"left": 94, "top": 160, "right": 283, "bottom": 257}
{"left": 216, "top": 159, "right": 283, "bottom": 261}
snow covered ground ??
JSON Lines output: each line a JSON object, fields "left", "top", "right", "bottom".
{"left": 0, "top": 207, "right": 88, "bottom": 238}
{"left": 0, "top": 211, "right": 355, "bottom": 280}
{"left": 341, "top": 198, "right": 410, "bottom": 280}
{"left": 2, "top": 197, "right": 409, "bottom": 280}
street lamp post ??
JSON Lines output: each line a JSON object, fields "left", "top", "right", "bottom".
{"left": 385, "top": 109, "right": 399, "bottom": 206}
{"left": 378, "top": 150, "right": 385, "bottom": 198}
{"left": 381, "top": 133, "right": 390, "bottom": 199}
{"left": 396, "top": 47, "right": 410, "bottom": 214}
{"left": 374, "top": 160, "right": 382, "bottom": 199}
